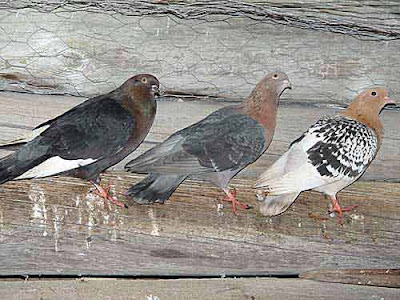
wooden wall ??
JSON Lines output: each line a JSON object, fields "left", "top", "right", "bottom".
{"left": 0, "top": 2, "right": 399, "bottom": 296}
{"left": 0, "top": 1, "right": 399, "bottom": 105}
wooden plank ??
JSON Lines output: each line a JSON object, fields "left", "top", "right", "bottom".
{"left": 3, "top": 0, "right": 399, "bottom": 38}
{"left": 0, "top": 2, "right": 399, "bottom": 103}
{"left": 0, "top": 278, "right": 399, "bottom": 300}
{"left": 0, "top": 92, "right": 399, "bottom": 181}
{"left": 300, "top": 269, "right": 400, "bottom": 288}
{"left": 0, "top": 172, "right": 399, "bottom": 276}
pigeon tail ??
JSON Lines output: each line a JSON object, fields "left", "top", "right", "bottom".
{"left": 126, "top": 174, "right": 187, "bottom": 205}
{"left": 0, "top": 154, "right": 20, "bottom": 184}
{"left": 258, "top": 192, "right": 299, "bottom": 216}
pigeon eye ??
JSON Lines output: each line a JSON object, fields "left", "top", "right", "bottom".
{"left": 141, "top": 77, "right": 148, "bottom": 84}
{"left": 371, "top": 91, "right": 377, "bottom": 96}
{"left": 273, "top": 74, "right": 278, "bottom": 79}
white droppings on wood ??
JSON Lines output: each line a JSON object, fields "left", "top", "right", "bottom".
{"left": 0, "top": 209, "right": 3, "bottom": 230}
{"left": 103, "top": 214, "right": 109, "bottom": 224}
{"left": 350, "top": 214, "right": 365, "bottom": 221}
{"left": 28, "top": 184, "right": 48, "bottom": 237}
{"left": 75, "top": 195, "right": 82, "bottom": 225}
{"left": 52, "top": 206, "right": 62, "bottom": 252}
{"left": 217, "top": 203, "right": 224, "bottom": 216}
{"left": 85, "top": 193, "right": 98, "bottom": 249}
{"left": 148, "top": 208, "right": 160, "bottom": 236}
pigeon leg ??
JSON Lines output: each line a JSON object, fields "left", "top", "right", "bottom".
{"left": 221, "top": 188, "right": 252, "bottom": 215}
{"left": 91, "top": 181, "right": 126, "bottom": 208}
{"left": 328, "top": 195, "right": 358, "bottom": 224}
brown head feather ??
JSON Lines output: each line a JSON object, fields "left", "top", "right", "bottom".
{"left": 340, "top": 87, "right": 396, "bottom": 144}
{"left": 116, "top": 74, "right": 159, "bottom": 133}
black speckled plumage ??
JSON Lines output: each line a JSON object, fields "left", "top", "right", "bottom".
{"left": 305, "top": 115, "right": 378, "bottom": 179}
{"left": 256, "top": 87, "right": 394, "bottom": 219}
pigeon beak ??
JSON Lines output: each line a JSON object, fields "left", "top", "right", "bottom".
{"left": 152, "top": 85, "right": 161, "bottom": 97}
{"left": 283, "top": 80, "right": 292, "bottom": 90}
{"left": 384, "top": 96, "right": 396, "bottom": 106}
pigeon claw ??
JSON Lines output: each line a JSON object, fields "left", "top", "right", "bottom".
{"left": 328, "top": 196, "right": 358, "bottom": 225}
{"left": 221, "top": 188, "right": 251, "bottom": 215}
{"left": 91, "top": 182, "right": 126, "bottom": 208}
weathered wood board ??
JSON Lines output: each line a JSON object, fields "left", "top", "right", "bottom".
{"left": 0, "top": 1, "right": 399, "bottom": 103}
{"left": 0, "top": 278, "right": 399, "bottom": 300}
{"left": 0, "top": 92, "right": 399, "bottom": 181}
{"left": 0, "top": 172, "right": 399, "bottom": 276}
{"left": 300, "top": 269, "right": 400, "bottom": 288}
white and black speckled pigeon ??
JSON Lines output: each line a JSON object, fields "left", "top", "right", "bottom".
{"left": 0, "top": 74, "right": 159, "bottom": 207}
{"left": 124, "top": 72, "right": 291, "bottom": 214}
{"left": 255, "top": 87, "right": 396, "bottom": 223}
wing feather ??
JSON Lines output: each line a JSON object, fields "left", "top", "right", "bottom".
{"left": 256, "top": 115, "right": 378, "bottom": 194}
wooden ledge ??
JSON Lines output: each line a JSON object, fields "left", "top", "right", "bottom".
{"left": 0, "top": 172, "right": 399, "bottom": 277}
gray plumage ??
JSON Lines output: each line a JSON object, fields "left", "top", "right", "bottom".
{"left": 125, "top": 72, "right": 292, "bottom": 208}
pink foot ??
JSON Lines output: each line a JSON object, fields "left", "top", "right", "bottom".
{"left": 329, "top": 196, "right": 358, "bottom": 225}
{"left": 221, "top": 188, "right": 251, "bottom": 215}
{"left": 91, "top": 182, "right": 126, "bottom": 208}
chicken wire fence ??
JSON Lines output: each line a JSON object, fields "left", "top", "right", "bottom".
{"left": 0, "top": 1, "right": 399, "bottom": 103}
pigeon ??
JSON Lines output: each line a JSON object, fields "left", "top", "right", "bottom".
{"left": 255, "top": 87, "right": 396, "bottom": 223}
{"left": 0, "top": 74, "right": 160, "bottom": 207}
{"left": 124, "top": 72, "right": 291, "bottom": 214}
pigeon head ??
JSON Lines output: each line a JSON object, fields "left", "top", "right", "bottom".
{"left": 264, "top": 72, "right": 292, "bottom": 98}
{"left": 342, "top": 87, "right": 396, "bottom": 140}
{"left": 246, "top": 71, "right": 291, "bottom": 110}
{"left": 348, "top": 87, "right": 396, "bottom": 115}
{"left": 122, "top": 74, "right": 160, "bottom": 101}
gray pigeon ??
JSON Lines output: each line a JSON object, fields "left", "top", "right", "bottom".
{"left": 124, "top": 72, "right": 291, "bottom": 214}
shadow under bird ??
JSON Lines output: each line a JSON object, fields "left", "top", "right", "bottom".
{"left": 124, "top": 72, "right": 291, "bottom": 214}
{"left": 0, "top": 74, "right": 160, "bottom": 207}
{"left": 255, "top": 87, "right": 396, "bottom": 224}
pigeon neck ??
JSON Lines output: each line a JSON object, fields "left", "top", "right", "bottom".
{"left": 340, "top": 108, "right": 384, "bottom": 144}
{"left": 244, "top": 87, "right": 278, "bottom": 131}
{"left": 114, "top": 88, "right": 156, "bottom": 127}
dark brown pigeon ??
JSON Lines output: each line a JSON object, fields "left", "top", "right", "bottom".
{"left": 255, "top": 87, "right": 396, "bottom": 223}
{"left": 124, "top": 72, "right": 291, "bottom": 214}
{"left": 0, "top": 74, "right": 159, "bottom": 207}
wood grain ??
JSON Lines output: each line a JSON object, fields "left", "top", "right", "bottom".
{"left": 0, "top": 278, "right": 399, "bottom": 300}
{"left": 300, "top": 269, "right": 400, "bottom": 288}
{"left": 0, "top": 2, "right": 399, "bottom": 103}
{"left": 0, "top": 172, "right": 399, "bottom": 276}
{"left": 1, "top": 92, "right": 399, "bottom": 181}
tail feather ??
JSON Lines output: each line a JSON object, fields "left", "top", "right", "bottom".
{"left": 255, "top": 151, "right": 289, "bottom": 187}
{"left": 125, "top": 174, "right": 187, "bottom": 205}
{"left": 0, "top": 154, "right": 19, "bottom": 184}
{"left": 0, "top": 141, "right": 49, "bottom": 184}
{"left": 258, "top": 192, "right": 300, "bottom": 216}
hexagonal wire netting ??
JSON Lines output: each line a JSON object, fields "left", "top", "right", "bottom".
{"left": 0, "top": 2, "right": 399, "bottom": 104}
